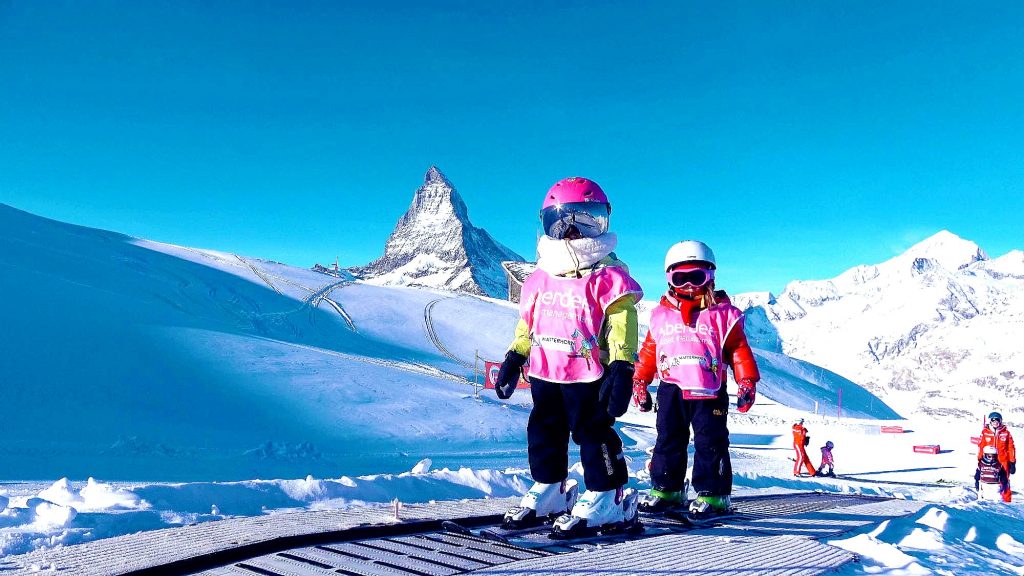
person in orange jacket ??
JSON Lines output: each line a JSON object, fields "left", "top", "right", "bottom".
{"left": 631, "top": 240, "right": 760, "bottom": 517}
{"left": 792, "top": 419, "right": 816, "bottom": 477}
{"left": 978, "top": 411, "right": 1016, "bottom": 502}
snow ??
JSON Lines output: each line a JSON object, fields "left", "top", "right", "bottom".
{"left": 1, "top": 204, "right": 1022, "bottom": 574}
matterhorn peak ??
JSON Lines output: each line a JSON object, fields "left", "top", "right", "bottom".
{"left": 897, "top": 230, "right": 987, "bottom": 272}
{"left": 353, "top": 167, "right": 523, "bottom": 298}
{"left": 399, "top": 166, "right": 468, "bottom": 226}
{"left": 424, "top": 165, "right": 450, "bottom": 186}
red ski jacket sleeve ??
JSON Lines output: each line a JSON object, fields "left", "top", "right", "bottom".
{"left": 978, "top": 428, "right": 992, "bottom": 461}
{"left": 634, "top": 330, "right": 658, "bottom": 384}
{"left": 723, "top": 319, "right": 760, "bottom": 384}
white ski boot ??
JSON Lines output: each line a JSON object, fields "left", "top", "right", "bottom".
{"left": 550, "top": 487, "right": 640, "bottom": 539}
{"left": 503, "top": 479, "right": 579, "bottom": 529}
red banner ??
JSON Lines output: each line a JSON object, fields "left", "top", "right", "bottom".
{"left": 483, "top": 361, "right": 529, "bottom": 390}
{"left": 880, "top": 426, "right": 904, "bottom": 434}
{"left": 971, "top": 436, "right": 982, "bottom": 445}
{"left": 913, "top": 445, "right": 940, "bottom": 454}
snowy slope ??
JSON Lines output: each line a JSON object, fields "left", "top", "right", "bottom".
{"left": 732, "top": 231, "right": 1024, "bottom": 422}
{"left": 351, "top": 167, "right": 524, "bottom": 298}
{"left": 0, "top": 203, "right": 527, "bottom": 481}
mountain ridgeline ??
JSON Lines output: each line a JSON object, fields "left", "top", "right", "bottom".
{"left": 733, "top": 231, "right": 1024, "bottom": 422}
{"left": 350, "top": 167, "right": 524, "bottom": 298}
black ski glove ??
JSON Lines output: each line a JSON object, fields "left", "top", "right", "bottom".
{"left": 494, "top": 351, "right": 527, "bottom": 400}
{"left": 600, "top": 360, "right": 635, "bottom": 418}
{"left": 1010, "top": 461, "right": 1016, "bottom": 475}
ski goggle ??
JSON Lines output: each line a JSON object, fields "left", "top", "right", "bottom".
{"left": 666, "top": 267, "right": 715, "bottom": 289}
{"left": 539, "top": 202, "right": 610, "bottom": 240}
{"left": 990, "top": 417, "right": 1002, "bottom": 423}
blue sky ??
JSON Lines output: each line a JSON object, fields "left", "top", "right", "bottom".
{"left": 2, "top": 1, "right": 1022, "bottom": 296}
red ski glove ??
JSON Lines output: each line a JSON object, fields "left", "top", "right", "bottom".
{"left": 632, "top": 380, "right": 653, "bottom": 412}
{"left": 736, "top": 379, "right": 756, "bottom": 413}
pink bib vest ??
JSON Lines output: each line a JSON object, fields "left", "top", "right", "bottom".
{"left": 520, "top": 266, "right": 642, "bottom": 384}
{"left": 648, "top": 301, "right": 743, "bottom": 397}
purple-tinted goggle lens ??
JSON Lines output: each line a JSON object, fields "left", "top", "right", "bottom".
{"left": 667, "top": 268, "right": 714, "bottom": 289}
{"left": 540, "top": 202, "right": 610, "bottom": 239}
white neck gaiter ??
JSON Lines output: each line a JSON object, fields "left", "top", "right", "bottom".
{"left": 536, "top": 233, "right": 618, "bottom": 276}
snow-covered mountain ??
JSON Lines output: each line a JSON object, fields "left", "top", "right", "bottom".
{"left": 733, "top": 231, "right": 1024, "bottom": 422}
{"left": 351, "top": 167, "right": 524, "bottom": 298}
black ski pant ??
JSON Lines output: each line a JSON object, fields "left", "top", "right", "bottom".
{"left": 650, "top": 383, "right": 732, "bottom": 496}
{"left": 527, "top": 376, "right": 628, "bottom": 492}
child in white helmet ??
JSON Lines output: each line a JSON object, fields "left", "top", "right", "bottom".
{"left": 633, "top": 240, "right": 760, "bottom": 518}
{"left": 975, "top": 445, "right": 1010, "bottom": 501}
{"left": 493, "top": 177, "right": 644, "bottom": 537}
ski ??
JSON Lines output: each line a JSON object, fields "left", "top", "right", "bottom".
{"left": 441, "top": 519, "right": 554, "bottom": 544}
{"left": 442, "top": 517, "right": 644, "bottom": 546}
{"left": 662, "top": 508, "right": 741, "bottom": 527}
{"left": 635, "top": 503, "right": 741, "bottom": 528}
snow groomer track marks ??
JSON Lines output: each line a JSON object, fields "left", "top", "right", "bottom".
{"left": 2, "top": 493, "right": 928, "bottom": 576}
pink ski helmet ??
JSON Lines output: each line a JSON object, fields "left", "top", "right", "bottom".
{"left": 542, "top": 177, "right": 609, "bottom": 209}
{"left": 539, "top": 177, "right": 612, "bottom": 239}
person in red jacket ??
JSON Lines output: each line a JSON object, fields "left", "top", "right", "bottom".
{"left": 977, "top": 411, "right": 1016, "bottom": 502}
{"left": 792, "top": 419, "right": 816, "bottom": 477}
{"left": 632, "top": 240, "right": 760, "bottom": 518}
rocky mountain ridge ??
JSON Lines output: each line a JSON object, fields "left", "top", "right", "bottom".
{"left": 733, "top": 231, "right": 1024, "bottom": 422}
{"left": 350, "top": 167, "right": 523, "bottom": 298}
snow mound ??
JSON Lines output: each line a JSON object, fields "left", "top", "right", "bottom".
{"left": 830, "top": 502, "right": 1024, "bottom": 574}
{"left": 38, "top": 478, "right": 147, "bottom": 512}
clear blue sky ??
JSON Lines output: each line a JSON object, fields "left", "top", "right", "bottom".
{"left": 2, "top": 1, "right": 1022, "bottom": 296}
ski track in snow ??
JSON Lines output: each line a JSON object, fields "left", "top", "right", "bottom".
{"left": 423, "top": 297, "right": 476, "bottom": 369}
{"left": 234, "top": 254, "right": 282, "bottom": 295}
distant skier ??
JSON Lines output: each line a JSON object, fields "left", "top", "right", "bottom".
{"left": 492, "top": 176, "right": 644, "bottom": 536}
{"left": 631, "top": 240, "right": 760, "bottom": 519}
{"left": 792, "top": 419, "right": 816, "bottom": 477}
{"left": 816, "top": 440, "right": 836, "bottom": 478}
{"left": 975, "top": 445, "right": 1010, "bottom": 501}
{"left": 977, "top": 411, "right": 1016, "bottom": 502}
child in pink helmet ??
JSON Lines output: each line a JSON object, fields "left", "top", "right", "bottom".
{"left": 493, "top": 177, "right": 644, "bottom": 537}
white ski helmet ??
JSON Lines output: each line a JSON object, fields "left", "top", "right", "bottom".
{"left": 664, "top": 240, "right": 716, "bottom": 271}
{"left": 983, "top": 445, "right": 998, "bottom": 455}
